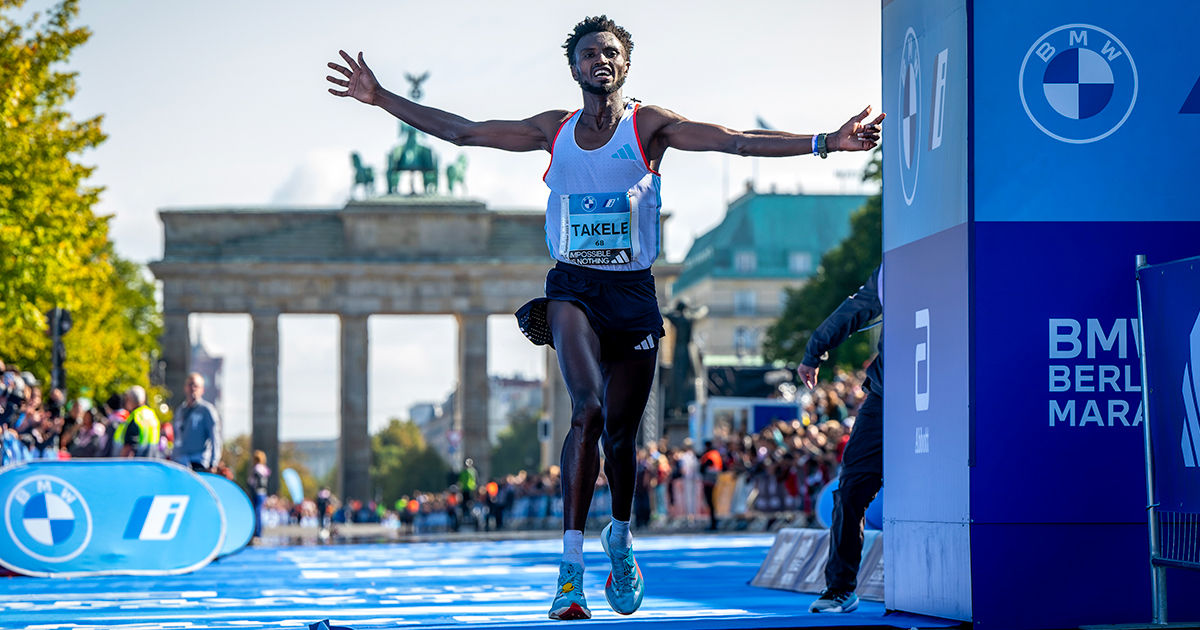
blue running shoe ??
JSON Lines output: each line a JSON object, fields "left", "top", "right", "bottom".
{"left": 548, "top": 561, "right": 591, "bottom": 620}
{"left": 600, "top": 522, "right": 645, "bottom": 615}
{"left": 808, "top": 588, "right": 859, "bottom": 613}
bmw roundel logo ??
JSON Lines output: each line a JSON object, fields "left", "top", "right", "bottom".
{"left": 581, "top": 195, "right": 597, "bottom": 212}
{"left": 4, "top": 475, "right": 93, "bottom": 563}
{"left": 898, "top": 27, "right": 921, "bottom": 206}
{"left": 1019, "top": 24, "right": 1138, "bottom": 144}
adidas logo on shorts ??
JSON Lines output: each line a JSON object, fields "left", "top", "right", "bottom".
{"left": 633, "top": 334, "right": 656, "bottom": 351}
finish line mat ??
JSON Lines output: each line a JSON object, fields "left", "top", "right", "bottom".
{"left": 0, "top": 535, "right": 957, "bottom": 629}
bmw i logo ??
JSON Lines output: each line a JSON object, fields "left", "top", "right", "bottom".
{"left": 898, "top": 27, "right": 921, "bottom": 206}
{"left": 581, "top": 196, "right": 597, "bottom": 212}
{"left": 4, "top": 475, "right": 92, "bottom": 563}
{"left": 1019, "top": 24, "right": 1138, "bottom": 144}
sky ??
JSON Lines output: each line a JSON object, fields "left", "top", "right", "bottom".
{"left": 46, "top": 0, "right": 882, "bottom": 440}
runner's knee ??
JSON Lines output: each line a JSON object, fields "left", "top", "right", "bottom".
{"left": 569, "top": 397, "right": 604, "bottom": 441}
{"left": 602, "top": 436, "right": 635, "bottom": 465}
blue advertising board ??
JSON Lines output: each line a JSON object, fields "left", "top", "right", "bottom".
{"left": 0, "top": 460, "right": 226, "bottom": 577}
{"left": 882, "top": 0, "right": 968, "bottom": 252}
{"left": 882, "top": 0, "right": 1200, "bottom": 627}
{"left": 1137, "top": 256, "right": 1200, "bottom": 514}
{"left": 882, "top": 0, "right": 971, "bottom": 621}
{"left": 199, "top": 472, "right": 255, "bottom": 558}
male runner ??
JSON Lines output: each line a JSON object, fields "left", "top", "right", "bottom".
{"left": 798, "top": 266, "right": 882, "bottom": 614}
{"left": 327, "top": 15, "right": 882, "bottom": 620}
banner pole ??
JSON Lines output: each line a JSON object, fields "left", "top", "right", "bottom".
{"left": 1135, "top": 254, "right": 1168, "bottom": 624}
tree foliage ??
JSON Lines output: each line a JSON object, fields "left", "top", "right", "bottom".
{"left": 222, "top": 434, "right": 321, "bottom": 500}
{"left": 370, "top": 418, "right": 451, "bottom": 505}
{"left": 0, "top": 0, "right": 161, "bottom": 400}
{"left": 490, "top": 409, "right": 541, "bottom": 478}
{"left": 763, "top": 148, "right": 882, "bottom": 373}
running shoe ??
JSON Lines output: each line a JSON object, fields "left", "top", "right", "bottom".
{"left": 548, "top": 561, "right": 591, "bottom": 620}
{"left": 600, "top": 522, "right": 645, "bottom": 615}
{"left": 808, "top": 588, "right": 859, "bottom": 613}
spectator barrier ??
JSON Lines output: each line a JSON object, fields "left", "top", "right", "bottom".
{"left": 751, "top": 528, "right": 885, "bottom": 602}
{"left": 1136, "top": 253, "right": 1200, "bottom": 622}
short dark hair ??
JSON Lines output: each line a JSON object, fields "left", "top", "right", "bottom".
{"left": 563, "top": 15, "right": 633, "bottom": 66}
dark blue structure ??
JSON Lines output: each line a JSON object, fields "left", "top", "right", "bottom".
{"left": 882, "top": 1, "right": 1200, "bottom": 627}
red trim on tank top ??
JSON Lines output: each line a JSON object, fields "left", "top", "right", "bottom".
{"left": 631, "top": 104, "right": 661, "bottom": 176}
{"left": 542, "top": 110, "right": 579, "bottom": 182}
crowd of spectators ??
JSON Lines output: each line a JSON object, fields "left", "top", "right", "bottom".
{"left": 0, "top": 361, "right": 227, "bottom": 472}
{"left": 260, "top": 369, "right": 869, "bottom": 536}
{"left": 3, "top": 354, "right": 867, "bottom": 537}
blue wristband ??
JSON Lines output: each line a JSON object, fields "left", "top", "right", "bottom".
{"left": 812, "top": 134, "right": 819, "bottom": 156}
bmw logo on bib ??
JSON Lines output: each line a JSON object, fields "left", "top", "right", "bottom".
{"left": 899, "top": 27, "right": 921, "bottom": 206}
{"left": 581, "top": 195, "right": 597, "bottom": 212}
{"left": 4, "top": 476, "right": 92, "bottom": 564}
{"left": 1020, "top": 24, "right": 1137, "bottom": 144}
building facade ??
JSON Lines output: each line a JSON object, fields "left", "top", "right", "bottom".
{"left": 672, "top": 191, "right": 868, "bottom": 365}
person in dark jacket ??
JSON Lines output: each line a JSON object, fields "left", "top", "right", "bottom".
{"left": 799, "top": 266, "right": 882, "bottom": 614}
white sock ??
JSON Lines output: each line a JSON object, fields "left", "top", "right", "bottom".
{"left": 609, "top": 517, "right": 632, "bottom": 551}
{"left": 563, "top": 530, "right": 584, "bottom": 567}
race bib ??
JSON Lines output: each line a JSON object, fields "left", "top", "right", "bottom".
{"left": 559, "top": 192, "right": 639, "bottom": 266}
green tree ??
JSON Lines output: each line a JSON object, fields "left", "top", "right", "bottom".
{"left": 222, "top": 434, "right": 321, "bottom": 500}
{"left": 763, "top": 148, "right": 882, "bottom": 373}
{"left": 490, "top": 409, "right": 541, "bottom": 478}
{"left": 370, "top": 418, "right": 451, "bottom": 506}
{"left": 0, "top": 1, "right": 161, "bottom": 399}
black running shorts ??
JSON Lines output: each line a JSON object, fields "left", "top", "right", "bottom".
{"left": 515, "top": 262, "right": 665, "bottom": 362}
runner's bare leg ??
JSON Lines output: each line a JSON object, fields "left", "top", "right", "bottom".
{"left": 548, "top": 300, "right": 605, "bottom": 532}
{"left": 601, "top": 355, "right": 656, "bottom": 523}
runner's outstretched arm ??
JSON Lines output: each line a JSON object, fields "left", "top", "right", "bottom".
{"left": 326, "top": 50, "right": 568, "bottom": 152}
{"left": 638, "top": 105, "right": 884, "bottom": 162}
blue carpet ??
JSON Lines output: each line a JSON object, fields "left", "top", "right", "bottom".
{"left": 0, "top": 534, "right": 958, "bottom": 629}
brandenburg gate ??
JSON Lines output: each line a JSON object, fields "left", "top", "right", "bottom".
{"left": 150, "top": 197, "right": 672, "bottom": 499}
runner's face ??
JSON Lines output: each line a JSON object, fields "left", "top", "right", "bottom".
{"left": 571, "top": 31, "right": 628, "bottom": 95}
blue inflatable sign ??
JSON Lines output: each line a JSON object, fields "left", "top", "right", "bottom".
{"left": 282, "top": 467, "right": 304, "bottom": 504}
{"left": 814, "top": 478, "right": 882, "bottom": 531}
{"left": 198, "top": 472, "right": 254, "bottom": 558}
{"left": 0, "top": 460, "right": 226, "bottom": 577}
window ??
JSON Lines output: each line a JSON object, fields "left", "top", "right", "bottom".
{"left": 789, "top": 251, "right": 813, "bottom": 275}
{"left": 735, "top": 251, "right": 757, "bottom": 273}
{"left": 734, "top": 290, "right": 757, "bottom": 316}
{"left": 734, "top": 326, "right": 759, "bottom": 357}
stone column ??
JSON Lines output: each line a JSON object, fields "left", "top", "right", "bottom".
{"left": 340, "top": 314, "right": 371, "bottom": 502}
{"left": 543, "top": 346, "right": 572, "bottom": 470}
{"left": 161, "top": 312, "right": 191, "bottom": 413}
{"left": 251, "top": 313, "right": 280, "bottom": 495}
{"left": 456, "top": 313, "right": 490, "bottom": 480}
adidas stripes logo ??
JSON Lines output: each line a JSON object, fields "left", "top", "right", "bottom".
{"left": 611, "top": 143, "right": 637, "bottom": 160}
{"left": 611, "top": 251, "right": 630, "bottom": 264}
{"left": 634, "top": 334, "right": 656, "bottom": 351}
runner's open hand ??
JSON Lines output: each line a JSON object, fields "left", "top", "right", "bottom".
{"left": 829, "top": 106, "right": 885, "bottom": 152}
{"left": 327, "top": 51, "right": 379, "bottom": 105}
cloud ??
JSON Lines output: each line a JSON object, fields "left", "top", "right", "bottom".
{"left": 270, "top": 148, "right": 356, "bottom": 206}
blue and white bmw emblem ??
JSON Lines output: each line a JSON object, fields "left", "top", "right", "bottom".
{"left": 898, "top": 27, "right": 921, "bottom": 206}
{"left": 4, "top": 476, "right": 92, "bottom": 563}
{"left": 581, "top": 196, "right": 597, "bottom": 212}
{"left": 1020, "top": 24, "right": 1137, "bottom": 144}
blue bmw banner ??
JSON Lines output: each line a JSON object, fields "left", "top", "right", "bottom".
{"left": 0, "top": 460, "right": 226, "bottom": 576}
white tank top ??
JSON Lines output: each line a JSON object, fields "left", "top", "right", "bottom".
{"left": 543, "top": 100, "right": 662, "bottom": 271}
